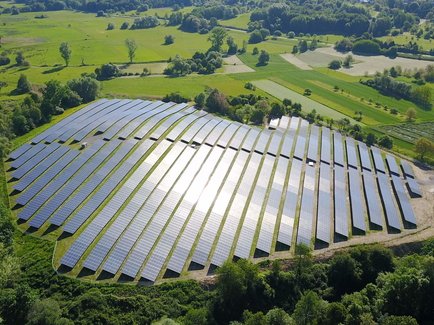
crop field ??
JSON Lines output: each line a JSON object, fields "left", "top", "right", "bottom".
{"left": 6, "top": 99, "right": 426, "bottom": 284}
{"left": 378, "top": 122, "right": 434, "bottom": 144}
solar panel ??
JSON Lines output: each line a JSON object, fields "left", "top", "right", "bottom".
{"left": 333, "top": 132, "right": 345, "bottom": 167}
{"left": 62, "top": 140, "right": 167, "bottom": 235}
{"left": 316, "top": 163, "right": 331, "bottom": 244}
{"left": 348, "top": 168, "right": 366, "bottom": 233}
{"left": 18, "top": 140, "right": 108, "bottom": 222}
{"left": 400, "top": 160, "right": 415, "bottom": 179}
{"left": 234, "top": 155, "right": 274, "bottom": 259}
{"left": 277, "top": 159, "right": 303, "bottom": 247}
{"left": 149, "top": 107, "right": 192, "bottom": 141}
{"left": 200, "top": 119, "right": 225, "bottom": 145}
{"left": 269, "top": 118, "right": 279, "bottom": 130}
{"left": 228, "top": 125, "right": 249, "bottom": 150}
{"left": 267, "top": 132, "right": 283, "bottom": 157}
{"left": 278, "top": 116, "right": 290, "bottom": 131}
{"left": 211, "top": 153, "right": 262, "bottom": 267}
{"left": 358, "top": 142, "right": 372, "bottom": 171}
{"left": 13, "top": 146, "right": 70, "bottom": 192}
{"left": 166, "top": 111, "right": 208, "bottom": 142}
{"left": 241, "top": 128, "right": 260, "bottom": 152}
{"left": 84, "top": 141, "right": 182, "bottom": 273}
{"left": 11, "top": 143, "right": 61, "bottom": 180}
{"left": 30, "top": 99, "right": 110, "bottom": 144}
{"left": 121, "top": 146, "right": 210, "bottom": 279}
{"left": 254, "top": 130, "right": 272, "bottom": 154}
{"left": 371, "top": 147, "right": 386, "bottom": 173}
{"left": 167, "top": 149, "right": 238, "bottom": 274}
{"left": 296, "top": 164, "right": 316, "bottom": 246}
{"left": 391, "top": 175, "right": 417, "bottom": 226}
{"left": 60, "top": 140, "right": 161, "bottom": 269}
{"left": 10, "top": 143, "right": 46, "bottom": 169}
{"left": 293, "top": 120, "right": 308, "bottom": 160}
{"left": 49, "top": 140, "right": 137, "bottom": 227}
{"left": 216, "top": 123, "right": 241, "bottom": 148}
{"left": 141, "top": 147, "right": 224, "bottom": 281}
{"left": 133, "top": 103, "right": 186, "bottom": 140}
{"left": 345, "top": 138, "right": 359, "bottom": 169}
{"left": 256, "top": 156, "right": 288, "bottom": 254}
{"left": 377, "top": 173, "right": 401, "bottom": 231}
{"left": 117, "top": 101, "right": 175, "bottom": 140}
{"left": 9, "top": 143, "right": 32, "bottom": 160}
{"left": 362, "top": 171, "right": 384, "bottom": 229}
{"left": 334, "top": 165, "right": 349, "bottom": 238}
{"left": 181, "top": 117, "right": 213, "bottom": 143}
{"left": 320, "top": 127, "right": 331, "bottom": 164}
{"left": 307, "top": 125, "right": 319, "bottom": 162}
{"left": 385, "top": 154, "right": 400, "bottom": 176}
{"left": 406, "top": 177, "right": 422, "bottom": 198}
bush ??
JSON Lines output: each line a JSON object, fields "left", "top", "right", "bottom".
{"left": 162, "top": 92, "right": 189, "bottom": 103}
{"left": 328, "top": 60, "right": 342, "bottom": 70}
{"left": 67, "top": 77, "right": 100, "bottom": 103}
{"left": 352, "top": 40, "right": 381, "bottom": 55}
{"left": 164, "top": 35, "right": 174, "bottom": 45}
{"left": 249, "top": 30, "right": 263, "bottom": 44}
{"left": 95, "top": 63, "right": 119, "bottom": 80}
{"left": 15, "top": 74, "right": 31, "bottom": 94}
{"left": 0, "top": 56, "right": 10, "bottom": 66}
{"left": 120, "top": 22, "right": 129, "bottom": 30}
{"left": 107, "top": 22, "right": 115, "bottom": 30}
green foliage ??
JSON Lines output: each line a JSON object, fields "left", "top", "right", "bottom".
{"left": 125, "top": 39, "right": 137, "bottom": 63}
{"left": 194, "top": 92, "right": 206, "bottom": 108}
{"left": 0, "top": 137, "right": 11, "bottom": 159}
{"left": 249, "top": 30, "right": 263, "bottom": 44}
{"left": 59, "top": 42, "right": 71, "bottom": 66}
{"left": 328, "top": 60, "right": 342, "bottom": 70}
{"left": 292, "top": 291, "right": 326, "bottom": 325}
{"left": 67, "top": 76, "right": 100, "bottom": 103}
{"left": 15, "top": 74, "right": 31, "bottom": 94}
{"left": 131, "top": 16, "right": 159, "bottom": 29}
{"left": 95, "top": 63, "right": 119, "bottom": 80}
{"left": 208, "top": 27, "right": 227, "bottom": 52}
{"left": 164, "top": 35, "right": 175, "bottom": 45}
{"left": 206, "top": 88, "right": 229, "bottom": 115}
{"left": 0, "top": 203, "right": 13, "bottom": 247}
{"left": 162, "top": 92, "right": 189, "bottom": 104}
{"left": 328, "top": 253, "right": 363, "bottom": 296}
{"left": 352, "top": 40, "right": 381, "bottom": 55}
{"left": 258, "top": 50, "right": 270, "bottom": 66}
{"left": 378, "top": 135, "right": 393, "bottom": 149}
{"left": 415, "top": 137, "right": 434, "bottom": 159}
{"left": 26, "top": 299, "right": 73, "bottom": 325}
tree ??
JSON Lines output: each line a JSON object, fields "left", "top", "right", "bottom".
{"left": 125, "top": 39, "right": 137, "bottom": 63}
{"left": 366, "top": 133, "right": 376, "bottom": 146}
{"left": 194, "top": 93, "right": 206, "bottom": 108}
{"left": 292, "top": 45, "right": 298, "bottom": 54}
{"left": 378, "top": 135, "right": 393, "bottom": 149}
{"left": 328, "top": 60, "right": 341, "bottom": 70}
{"left": 59, "top": 42, "right": 71, "bottom": 66}
{"left": 95, "top": 63, "right": 119, "bottom": 80}
{"left": 0, "top": 137, "right": 11, "bottom": 159}
{"left": 252, "top": 47, "right": 259, "bottom": 55}
{"left": 40, "top": 80, "right": 68, "bottom": 121}
{"left": 328, "top": 253, "right": 362, "bottom": 296}
{"left": 415, "top": 137, "right": 434, "bottom": 159}
{"left": 120, "top": 22, "right": 129, "bottom": 30}
{"left": 249, "top": 30, "right": 263, "bottom": 44}
{"left": 265, "top": 308, "right": 294, "bottom": 325}
{"left": 293, "top": 291, "right": 325, "bottom": 325}
{"left": 226, "top": 36, "right": 237, "bottom": 55}
{"left": 205, "top": 88, "right": 229, "bottom": 114}
{"left": 27, "top": 299, "right": 73, "bottom": 325}
{"left": 67, "top": 77, "right": 100, "bottom": 103}
{"left": 343, "top": 55, "right": 353, "bottom": 68}
{"left": 15, "top": 51, "right": 25, "bottom": 65}
{"left": 299, "top": 40, "right": 308, "bottom": 53}
{"left": 412, "top": 85, "right": 432, "bottom": 109}
{"left": 0, "top": 81, "right": 7, "bottom": 93}
{"left": 107, "top": 22, "right": 115, "bottom": 30}
{"left": 164, "top": 35, "right": 174, "bottom": 45}
{"left": 406, "top": 107, "right": 417, "bottom": 121}
{"left": 16, "top": 74, "right": 31, "bottom": 94}
{"left": 208, "top": 27, "right": 227, "bottom": 52}
{"left": 0, "top": 55, "right": 10, "bottom": 66}
{"left": 258, "top": 50, "right": 270, "bottom": 66}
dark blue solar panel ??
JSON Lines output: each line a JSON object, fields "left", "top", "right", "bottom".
{"left": 307, "top": 126, "right": 319, "bottom": 162}
{"left": 371, "top": 147, "right": 386, "bottom": 173}
{"left": 385, "top": 154, "right": 400, "bottom": 176}
{"left": 362, "top": 171, "right": 384, "bottom": 229}
{"left": 14, "top": 146, "right": 71, "bottom": 192}
{"left": 391, "top": 175, "right": 417, "bottom": 226}
{"left": 10, "top": 143, "right": 46, "bottom": 169}
{"left": 333, "top": 132, "right": 345, "bottom": 167}
{"left": 377, "top": 173, "right": 401, "bottom": 231}
{"left": 320, "top": 127, "right": 331, "bottom": 164}
{"left": 12, "top": 143, "right": 61, "bottom": 180}
{"left": 166, "top": 111, "right": 208, "bottom": 142}
{"left": 348, "top": 168, "right": 366, "bottom": 232}
{"left": 9, "top": 143, "right": 32, "bottom": 160}
{"left": 18, "top": 140, "right": 106, "bottom": 221}
{"left": 293, "top": 120, "right": 308, "bottom": 160}
{"left": 401, "top": 160, "right": 415, "bottom": 179}
{"left": 316, "top": 163, "right": 331, "bottom": 244}
{"left": 297, "top": 164, "right": 316, "bottom": 245}
{"left": 406, "top": 177, "right": 422, "bottom": 197}
{"left": 358, "top": 142, "right": 372, "bottom": 171}
{"left": 345, "top": 138, "right": 359, "bottom": 169}
{"left": 334, "top": 165, "right": 348, "bottom": 238}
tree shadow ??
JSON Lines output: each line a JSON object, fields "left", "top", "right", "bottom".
{"left": 43, "top": 65, "right": 65, "bottom": 74}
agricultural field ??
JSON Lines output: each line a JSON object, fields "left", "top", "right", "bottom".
{"left": 378, "top": 122, "right": 434, "bottom": 144}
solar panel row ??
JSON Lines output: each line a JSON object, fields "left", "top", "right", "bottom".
{"left": 316, "top": 163, "right": 331, "bottom": 244}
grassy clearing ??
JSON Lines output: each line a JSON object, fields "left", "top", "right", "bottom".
{"left": 219, "top": 13, "right": 251, "bottom": 29}
{"left": 252, "top": 79, "right": 355, "bottom": 122}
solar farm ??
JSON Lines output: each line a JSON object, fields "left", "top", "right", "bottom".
{"left": 6, "top": 99, "right": 424, "bottom": 284}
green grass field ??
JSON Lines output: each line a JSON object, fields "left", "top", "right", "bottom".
{"left": 1, "top": 9, "right": 434, "bottom": 160}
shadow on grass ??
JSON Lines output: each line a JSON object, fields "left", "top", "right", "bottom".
{"left": 43, "top": 65, "right": 65, "bottom": 74}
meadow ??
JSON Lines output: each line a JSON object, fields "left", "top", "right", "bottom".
{"left": 0, "top": 8, "right": 433, "bottom": 160}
